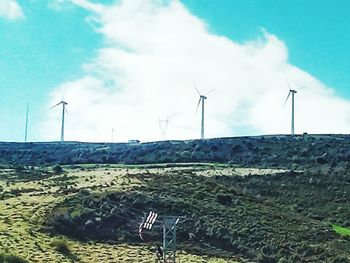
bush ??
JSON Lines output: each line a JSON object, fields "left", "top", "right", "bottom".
{"left": 50, "top": 238, "right": 70, "bottom": 255}
{"left": 53, "top": 165, "right": 63, "bottom": 174}
{"left": 0, "top": 252, "right": 28, "bottom": 263}
{"left": 216, "top": 193, "right": 232, "bottom": 206}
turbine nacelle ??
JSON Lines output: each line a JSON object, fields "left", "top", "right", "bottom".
{"left": 51, "top": 100, "right": 68, "bottom": 109}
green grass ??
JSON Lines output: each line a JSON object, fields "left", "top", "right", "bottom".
{"left": 67, "top": 162, "right": 230, "bottom": 170}
{"left": 0, "top": 166, "right": 240, "bottom": 262}
{"left": 333, "top": 225, "right": 350, "bottom": 237}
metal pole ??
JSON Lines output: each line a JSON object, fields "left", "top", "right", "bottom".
{"left": 201, "top": 97, "right": 205, "bottom": 140}
{"left": 61, "top": 104, "right": 65, "bottom": 142}
{"left": 291, "top": 92, "right": 295, "bottom": 135}
{"left": 24, "top": 103, "right": 29, "bottom": 142}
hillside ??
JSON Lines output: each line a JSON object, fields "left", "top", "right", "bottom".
{"left": 0, "top": 135, "right": 349, "bottom": 262}
{"left": 1, "top": 134, "right": 350, "bottom": 168}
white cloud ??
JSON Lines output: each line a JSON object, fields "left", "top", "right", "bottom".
{"left": 42, "top": 0, "right": 350, "bottom": 142}
{"left": 0, "top": 0, "right": 24, "bottom": 20}
{"left": 49, "top": 0, "right": 104, "bottom": 13}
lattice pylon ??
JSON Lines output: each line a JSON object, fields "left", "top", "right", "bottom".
{"left": 162, "top": 217, "right": 179, "bottom": 263}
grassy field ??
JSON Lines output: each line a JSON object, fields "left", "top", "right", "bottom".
{"left": 0, "top": 163, "right": 349, "bottom": 262}
{"left": 0, "top": 164, "right": 242, "bottom": 262}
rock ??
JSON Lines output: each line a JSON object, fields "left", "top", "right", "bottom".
{"left": 216, "top": 193, "right": 232, "bottom": 206}
{"left": 308, "top": 213, "right": 324, "bottom": 221}
{"left": 257, "top": 254, "right": 277, "bottom": 263}
{"left": 300, "top": 149, "right": 310, "bottom": 157}
{"left": 110, "top": 207, "right": 118, "bottom": 215}
{"left": 315, "top": 153, "right": 328, "bottom": 164}
{"left": 84, "top": 220, "right": 95, "bottom": 228}
{"left": 291, "top": 155, "right": 299, "bottom": 162}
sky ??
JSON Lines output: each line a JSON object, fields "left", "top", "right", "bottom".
{"left": 1, "top": 0, "right": 350, "bottom": 142}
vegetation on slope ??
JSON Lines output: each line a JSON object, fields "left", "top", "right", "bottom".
{"left": 47, "top": 165, "right": 350, "bottom": 262}
{"left": 0, "top": 165, "right": 240, "bottom": 262}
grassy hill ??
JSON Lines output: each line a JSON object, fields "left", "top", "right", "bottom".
{"left": 0, "top": 135, "right": 349, "bottom": 262}
{"left": 1, "top": 134, "right": 350, "bottom": 168}
{"left": 0, "top": 163, "right": 349, "bottom": 262}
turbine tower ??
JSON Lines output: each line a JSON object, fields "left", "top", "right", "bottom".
{"left": 52, "top": 100, "right": 68, "bottom": 142}
{"left": 284, "top": 78, "right": 304, "bottom": 135}
{"left": 195, "top": 86, "right": 214, "bottom": 140}
{"left": 24, "top": 103, "right": 29, "bottom": 142}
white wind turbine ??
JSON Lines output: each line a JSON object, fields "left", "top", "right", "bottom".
{"left": 284, "top": 78, "right": 305, "bottom": 135}
{"left": 51, "top": 97, "right": 68, "bottom": 142}
{"left": 24, "top": 103, "right": 29, "bottom": 142}
{"left": 195, "top": 85, "right": 214, "bottom": 140}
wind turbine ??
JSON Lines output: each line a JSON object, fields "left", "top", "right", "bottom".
{"left": 51, "top": 100, "right": 68, "bottom": 142}
{"left": 24, "top": 103, "right": 29, "bottom": 142}
{"left": 284, "top": 78, "right": 304, "bottom": 135}
{"left": 195, "top": 86, "right": 214, "bottom": 140}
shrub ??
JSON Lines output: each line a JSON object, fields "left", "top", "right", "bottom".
{"left": 0, "top": 252, "right": 28, "bottom": 263}
{"left": 216, "top": 193, "right": 232, "bottom": 206}
{"left": 53, "top": 165, "right": 63, "bottom": 175}
{"left": 50, "top": 238, "right": 70, "bottom": 255}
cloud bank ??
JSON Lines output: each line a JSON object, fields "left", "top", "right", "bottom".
{"left": 0, "top": 0, "right": 24, "bottom": 20}
{"left": 43, "top": 0, "right": 350, "bottom": 142}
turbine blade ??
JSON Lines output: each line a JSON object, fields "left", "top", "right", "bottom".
{"left": 62, "top": 87, "right": 68, "bottom": 101}
{"left": 205, "top": 89, "right": 216, "bottom": 96}
{"left": 50, "top": 102, "right": 61, "bottom": 109}
{"left": 283, "top": 91, "right": 291, "bottom": 107}
{"left": 285, "top": 76, "right": 293, "bottom": 90}
{"left": 194, "top": 84, "right": 201, "bottom": 96}
{"left": 296, "top": 86, "right": 306, "bottom": 91}
{"left": 195, "top": 97, "right": 201, "bottom": 115}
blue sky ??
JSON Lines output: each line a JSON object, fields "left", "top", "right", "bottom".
{"left": 182, "top": 0, "right": 350, "bottom": 98}
{"left": 0, "top": 0, "right": 102, "bottom": 141}
{"left": 0, "top": 0, "right": 350, "bottom": 142}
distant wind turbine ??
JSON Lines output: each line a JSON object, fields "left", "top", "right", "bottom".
{"left": 24, "top": 103, "right": 29, "bottom": 142}
{"left": 195, "top": 85, "right": 215, "bottom": 140}
{"left": 51, "top": 100, "right": 68, "bottom": 142}
{"left": 284, "top": 78, "right": 305, "bottom": 135}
